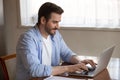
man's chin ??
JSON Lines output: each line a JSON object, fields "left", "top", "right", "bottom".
{"left": 50, "top": 30, "right": 57, "bottom": 35}
{"left": 50, "top": 32, "right": 56, "bottom": 36}
{"left": 49, "top": 31, "right": 56, "bottom": 36}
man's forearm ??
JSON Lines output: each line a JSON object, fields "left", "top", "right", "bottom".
{"left": 51, "top": 65, "right": 80, "bottom": 75}
{"left": 70, "top": 55, "right": 81, "bottom": 64}
{"left": 51, "top": 62, "right": 88, "bottom": 76}
{"left": 51, "top": 66, "right": 68, "bottom": 75}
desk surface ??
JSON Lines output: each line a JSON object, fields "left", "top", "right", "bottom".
{"left": 31, "top": 56, "right": 120, "bottom": 80}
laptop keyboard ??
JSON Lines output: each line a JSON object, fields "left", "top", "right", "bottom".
{"left": 69, "top": 66, "right": 96, "bottom": 76}
{"left": 81, "top": 66, "right": 96, "bottom": 75}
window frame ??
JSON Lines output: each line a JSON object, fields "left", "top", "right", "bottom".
{"left": 16, "top": 0, "right": 120, "bottom": 32}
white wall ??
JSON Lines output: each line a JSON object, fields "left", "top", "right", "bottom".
{"left": 3, "top": 0, "right": 120, "bottom": 58}
{"left": 60, "top": 29, "right": 120, "bottom": 57}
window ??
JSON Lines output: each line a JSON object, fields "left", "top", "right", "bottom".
{"left": 19, "top": 0, "right": 120, "bottom": 29}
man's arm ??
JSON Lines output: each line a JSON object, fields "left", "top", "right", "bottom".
{"left": 70, "top": 55, "right": 81, "bottom": 64}
{"left": 51, "top": 63, "right": 88, "bottom": 76}
{"left": 70, "top": 55, "right": 96, "bottom": 67}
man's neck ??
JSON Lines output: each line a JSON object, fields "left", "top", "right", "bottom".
{"left": 41, "top": 33, "right": 49, "bottom": 39}
{"left": 38, "top": 24, "right": 49, "bottom": 39}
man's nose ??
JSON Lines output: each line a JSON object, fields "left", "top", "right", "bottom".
{"left": 55, "top": 23, "right": 60, "bottom": 29}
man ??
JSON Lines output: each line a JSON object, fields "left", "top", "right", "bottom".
{"left": 16, "top": 2, "right": 96, "bottom": 80}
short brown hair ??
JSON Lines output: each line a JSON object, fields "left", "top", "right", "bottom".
{"left": 37, "top": 2, "right": 64, "bottom": 24}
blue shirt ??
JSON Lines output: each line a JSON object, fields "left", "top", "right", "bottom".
{"left": 16, "top": 26, "right": 75, "bottom": 80}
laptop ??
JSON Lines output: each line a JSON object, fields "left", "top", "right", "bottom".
{"left": 69, "top": 45, "right": 115, "bottom": 77}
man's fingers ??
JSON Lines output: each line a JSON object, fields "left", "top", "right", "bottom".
{"left": 77, "top": 63, "right": 88, "bottom": 71}
{"left": 81, "top": 59, "right": 97, "bottom": 67}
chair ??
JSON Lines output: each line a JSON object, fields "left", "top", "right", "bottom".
{"left": 0, "top": 53, "right": 16, "bottom": 80}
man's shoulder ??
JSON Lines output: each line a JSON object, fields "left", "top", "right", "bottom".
{"left": 25, "top": 27, "right": 36, "bottom": 35}
{"left": 20, "top": 27, "right": 41, "bottom": 39}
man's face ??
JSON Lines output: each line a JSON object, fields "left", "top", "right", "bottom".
{"left": 44, "top": 13, "right": 61, "bottom": 36}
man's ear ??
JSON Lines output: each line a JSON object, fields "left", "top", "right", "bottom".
{"left": 40, "top": 16, "right": 46, "bottom": 24}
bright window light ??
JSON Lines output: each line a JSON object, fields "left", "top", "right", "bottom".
{"left": 19, "top": 0, "right": 120, "bottom": 28}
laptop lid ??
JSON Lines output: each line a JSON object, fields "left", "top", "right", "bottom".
{"left": 69, "top": 45, "right": 115, "bottom": 77}
{"left": 93, "top": 45, "right": 115, "bottom": 76}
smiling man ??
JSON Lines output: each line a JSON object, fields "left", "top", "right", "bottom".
{"left": 16, "top": 2, "right": 96, "bottom": 80}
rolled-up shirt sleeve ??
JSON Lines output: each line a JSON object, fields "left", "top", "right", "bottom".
{"left": 16, "top": 33, "right": 52, "bottom": 77}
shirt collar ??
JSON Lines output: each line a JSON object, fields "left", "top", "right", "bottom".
{"left": 34, "top": 24, "right": 55, "bottom": 42}
{"left": 34, "top": 24, "right": 43, "bottom": 42}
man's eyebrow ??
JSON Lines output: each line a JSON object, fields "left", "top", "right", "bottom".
{"left": 53, "top": 20, "right": 60, "bottom": 23}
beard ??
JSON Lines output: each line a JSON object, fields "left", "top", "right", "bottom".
{"left": 44, "top": 25, "right": 58, "bottom": 36}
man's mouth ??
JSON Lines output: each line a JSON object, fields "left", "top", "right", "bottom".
{"left": 52, "top": 27, "right": 58, "bottom": 30}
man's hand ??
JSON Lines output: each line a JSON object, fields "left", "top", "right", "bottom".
{"left": 52, "top": 55, "right": 97, "bottom": 76}
{"left": 67, "top": 62, "right": 88, "bottom": 72}
{"left": 81, "top": 59, "right": 97, "bottom": 68}
{"left": 70, "top": 55, "right": 97, "bottom": 68}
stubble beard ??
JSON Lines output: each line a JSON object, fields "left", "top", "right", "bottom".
{"left": 45, "top": 25, "right": 56, "bottom": 36}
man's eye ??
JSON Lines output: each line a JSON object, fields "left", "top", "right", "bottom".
{"left": 53, "top": 21, "right": 57, "bottom": 24}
